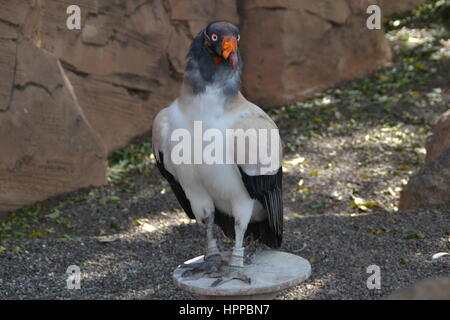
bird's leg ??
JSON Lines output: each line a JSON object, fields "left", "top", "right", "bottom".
{"left": 181, "top": 212, "right": 223, "bottom": 279}
{"left": 210, "top": 214, "right": 251, "bottom": 287}
{"left": 206, "top": 211, "right": 220, "bottom": 258}
{"left": 229, "top": 219, "right": 246, "bottom": 267}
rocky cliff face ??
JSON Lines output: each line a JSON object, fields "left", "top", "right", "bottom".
{"left": 400, "top": 110, "right": 450, "bottom": 210}
{"left": 0, "top": 36, "right": 107, "bottom": 213}
{"left": 0, "top": 0, "right": 427, "bottom": 213}
{"left": 240, "top": 0, "right": 391, "bottom": 106}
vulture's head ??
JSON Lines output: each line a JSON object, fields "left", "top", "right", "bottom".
{"left": 203, "top": 21, "right": 240, "bottom": 71}
{"left": 185, "top": 21, "right": 242, "bottom": 95}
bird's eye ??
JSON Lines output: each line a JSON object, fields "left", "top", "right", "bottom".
{"left": 211, "top": 34, "right": 218, "bottom": 42}
{"left": 237, "top": 34, "right": 240, "bottom": 41}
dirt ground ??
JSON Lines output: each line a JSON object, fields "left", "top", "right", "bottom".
{"left": 0, "top": 3, "right": 449, "bottom": 300}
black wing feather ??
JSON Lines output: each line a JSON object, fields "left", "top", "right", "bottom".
{"left": 238, "top": 166, "right": 283, "bottom": 248}
{"left": 155, "top": 152, "right": 195, "bottom": 219}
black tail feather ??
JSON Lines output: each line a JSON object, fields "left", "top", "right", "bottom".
{"left": 214, "top": 209, "right": 281, "bottom": 248}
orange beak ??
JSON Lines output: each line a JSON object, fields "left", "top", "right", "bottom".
{"left": 222, "top": 37, "right": 238, "bottom": 60}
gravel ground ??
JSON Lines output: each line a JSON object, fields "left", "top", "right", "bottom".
{"left": 0, "top": 200, "right": 448, "bottom": 299}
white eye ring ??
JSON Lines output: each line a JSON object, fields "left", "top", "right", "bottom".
{"left": 211, "top": 34, "right": 218, "bottom": 42}
{"left": 237, "top": 34, "right": 240, "bottom": 41}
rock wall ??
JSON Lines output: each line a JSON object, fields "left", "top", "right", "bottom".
{"left": 240, "top": 0, "right": 428, "bottom": 106}
{"left": 400, "top": 110, "right": 450, "bottom": 210}
{"left": 425, "top": 109, "right": 450, "bottom": 163}
{"left": 0, "top": 36, "right": 107, "bottom": 212}
{"left": 0, "top": 0, "right": 427, "bottom": 213}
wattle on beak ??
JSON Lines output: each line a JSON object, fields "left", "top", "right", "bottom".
{"left": 222, "top": 37, "right": 238, "bottom": 70}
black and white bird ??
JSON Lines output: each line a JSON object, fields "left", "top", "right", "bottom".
{"left": 152, "top": 21, "right": 283, "bottom": 285}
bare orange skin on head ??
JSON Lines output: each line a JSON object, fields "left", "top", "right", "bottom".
{"left": 222, "top": 37, "right": 238, "bottom": 59}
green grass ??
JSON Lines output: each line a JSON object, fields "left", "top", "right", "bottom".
{"left": 107, "top": 139, "right": 153, "bottom": 186}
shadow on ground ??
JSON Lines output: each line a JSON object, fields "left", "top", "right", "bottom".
{"left": 0, "top": 194, "right": 448, "bottom": 299}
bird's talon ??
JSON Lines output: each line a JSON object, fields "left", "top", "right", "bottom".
{"left": 180, "top": 253, "right": 224, "bottom": 279}
{"left": 208, "top": 265, "right": 251, "bottom": 287}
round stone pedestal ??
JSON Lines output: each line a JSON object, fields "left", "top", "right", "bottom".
{"left": 173, "top": 250, "right": 311, "bottom": 300}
